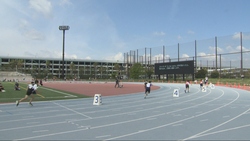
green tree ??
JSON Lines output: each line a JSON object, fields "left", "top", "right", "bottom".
{"left": 145, "top": 66, "right": 154, "bottom": 79}
{"left": 9, "top": 59, "right": 24, "bottom": 72}
{"left": 70, "top": 62, "right": 76, "bottom": 79}
{"left": 129, "top": 63, "right": 144, "bottom": 79}
{"left": 113, "top": 63, "right": 120, "bottom": 77}
{"left": 211, "top": 70, "right": 219, "bottom": 78}
{"left": 45, "top": 60, "right": 51, "bottom": 78}
{"left": 195, "top": 68, "right": 207, "bottom": 78}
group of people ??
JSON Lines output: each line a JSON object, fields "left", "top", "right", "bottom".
{"left": 199, "top": 76, "right": 209, "bottom": 90}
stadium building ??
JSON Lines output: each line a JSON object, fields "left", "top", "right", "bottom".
{"left": 0, "top": 56, "right": 125, "bottom": 80}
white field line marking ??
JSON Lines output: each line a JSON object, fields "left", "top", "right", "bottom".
{"left": 27, "top": 122, "right": 40, "bottom": 125}
{"left": 14, "top": 88, "right": 222, "bottom": 140}
{"left": 103, "top": 89, "right": 240, "bottom": 141}
{"left": 172, "top": 123, "right": 183, "bottom": 127}
{"left": 52, "top": 102, "right": 92, "bottom": 119}
{"left": 192, "top": 123, "right": 250, "bottom": 139}
{"left": 32, "top": 130, "right": 49, "bottom": 133}
{"left": 0, "top": 85, "right": 209, "bottom": 136}
{"left": 182, "top": 90, "right": 242, "bottom": 141}
{"left": 0, "top": 113, "right": 74, "bottom": 127}
{"left": 95, "top": 135, "right": 111, "bottom": 138}
{"left": 200, "top": 119, "right": 208, "bottom": 122}
{"left": 1, "top": 85, "right": 211, "bottom": 130}
{"left": 0, "top": 121, "right": 68, "bottom": 132}
{"left": 39, "top": 87, "right": 77, "bottom": 97}
{"left": 22, "top": 116, "right": 34, "bottom": 118}
{"left": 223, "top": 115, "right": 230, "bottom": 118}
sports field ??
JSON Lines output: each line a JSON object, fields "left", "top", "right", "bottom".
{"left": 1, "top": 82, "right": 250, "bottom": 140}
{"left": 0, "top": 81, "right": 89, "bottom": 103}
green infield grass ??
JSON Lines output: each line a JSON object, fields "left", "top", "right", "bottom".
{"left": 0, "top": 82, "right": 90, "bottom": 103}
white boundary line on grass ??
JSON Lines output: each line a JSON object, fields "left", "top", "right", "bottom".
{"left": 39, "top": 87, "right": 77, "bottom": 98}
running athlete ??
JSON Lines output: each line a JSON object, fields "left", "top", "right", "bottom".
{"left": 205, "top": 76, "right": 208, "bottom": 87}
{"left": 16, "top": 81, "right": 38, "bottom": 106}
{"left": 185, "top": 80, "right": 190, "bottom": 93}
{"left": 144, "top": 81, "right": 152, "bottom": 99}
{"left": 200, "top": 79, "right": 203, "bottom": 90}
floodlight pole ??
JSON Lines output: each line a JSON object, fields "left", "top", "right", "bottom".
{"left": 59, "top": 25, "right": 70, "bottom": 80}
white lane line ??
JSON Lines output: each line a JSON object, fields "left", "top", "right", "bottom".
{"left": 200, "top": 119, "right": 208, "bottom": 122}
{"left": 147, "top": 118, "right": 157, "bottom": 120}
{"left": 22, "top": 116, "right": 34, "bottom": 118}
{"left": 223, "top": 115, "right": 230, "bottom": 118}
{"left": 13, "top": 86, "right": 215, "bottom": 140}
{"left": 95, "top": 135, "right": 111, "bottom": 138}
{"left": 32, "top": 130, "right": 49, "bottom": 133}
{"left": 52, "top": 102, "right": 92, "bottom": 119}
{"left": 172, "top": 123, "right": 183, "bottom": 127}
{"left": 27, "top": 122, "right": 40, "bottom": 124}
{"left": 182, "top": 90, "right": 242, "bottom": 141}
{"left": 103, "top": 89, "right": 240, "bottom": 141}
{"left": 192, "top": 123, "right": 250, "bottom": 139}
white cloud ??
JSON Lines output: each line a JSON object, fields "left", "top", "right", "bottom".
{"left": 29, "top": 0, "right": 53, "bottom": 18}
{"left": 104, "top": 52, "right": 124, "bottom": 61}
{"left": 208, "top": 46, "right": 223, "bottom": 53}
{"left": 187, "top": 30, "right": 195, "bottom": 34}
{"left": 177, "top": 35, "right": 182, "bottom": 40}
{"left": 233, "top": 32, "right": 250, "bottom": 40}
{"left": 85, "top": 56, "right": 91, "bottom": 60}
{"left": 198, "top": 52, "right": 207, "bottom": 56}
{"left": 59, "top": 0, "right": 72, "bottom": 6}
{"left": 226, "top": 45, "right": 235, "bottom": 52}
{"left": 236, "top": 45, "right": 250, "bottom": 52}
{"left": 18, "top": 19, "right": 45, "bottom": 40}
{"left": 153, "top": 31, "right": 166, "bottom": 36}
{"left": 182, "top": 54, "right": 189, "bottom": 58}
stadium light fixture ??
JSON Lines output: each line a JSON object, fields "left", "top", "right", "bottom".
{"left": 59, "top": 25, "right": 70, "bottom": 80}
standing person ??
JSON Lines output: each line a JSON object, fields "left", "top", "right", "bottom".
{"left": 35, "top": 79, "right": 39, "bottom": 85}
{"left": 200, "top": 79, "right": 203, "bottom": 90}
{"left": 185, "top": 80, "right": 190, "bottom": 93}
{"left": 114, "top": 77, "right": 120, "bottom": 88}
{"left": 16, "top": 81, "right": 38, "bottom": 106}
{"left": 144, "top": 80, "right": 148, "bottom": 92}
{"left": 144, "top": 81, "right": 152, "bottom": 99}
{"left": 39, "top": 79, "right": 43, "bottom": 86}
{"left": 205, "top": 76, "right": 208, "bottom": 87}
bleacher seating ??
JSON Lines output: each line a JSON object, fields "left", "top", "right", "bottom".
{"left": 0, "top": 71, "right": 33, "bottom": 82}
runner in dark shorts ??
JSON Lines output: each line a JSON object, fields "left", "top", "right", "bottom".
{"left": 16, "top": 81, "right": 38, "bottom": 106}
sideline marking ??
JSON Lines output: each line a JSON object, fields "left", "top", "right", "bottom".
{"left": 52, "top": 102, "right": 92, "bottom": 119}
{"left": 9, "top": 82, "right": 45, "bottom": 98}
{"left": 96, "top": 135, "right": 111, "bottom": 138}
{"left": 40, "top": 87, "right": 77, "bottom": 98}
{"left": 32, "top": 130, "right": 49, "bottom": 133}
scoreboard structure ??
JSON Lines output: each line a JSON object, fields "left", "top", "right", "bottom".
{"left": 154, "top": 60, "right": 194, "bottom": 81}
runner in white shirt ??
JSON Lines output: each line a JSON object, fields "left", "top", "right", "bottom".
{"left": 144, "top": 81, "right": 152, "bottom": 99}
{"left": 16, "top": 81, "right": 38, "bottom": 106}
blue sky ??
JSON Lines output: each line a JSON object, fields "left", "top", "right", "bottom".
{"left": 0, "top": 0, "right": 249, "bottom": 62}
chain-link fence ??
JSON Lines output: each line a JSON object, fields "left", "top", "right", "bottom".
{"left": 124, "top": 32, "right": 250, "bottom": 78}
